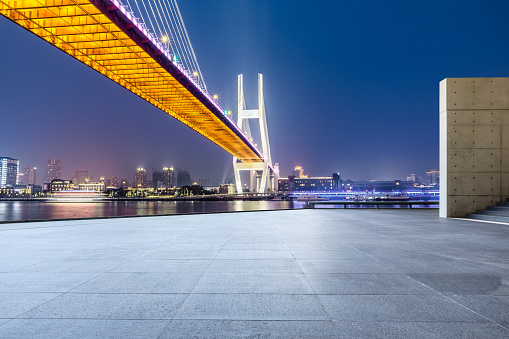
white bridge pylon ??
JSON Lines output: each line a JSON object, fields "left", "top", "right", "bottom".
{"left": 233, "top": 74, "right": 278, "bottom": 193}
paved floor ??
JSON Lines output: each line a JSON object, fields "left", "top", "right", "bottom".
{"left": 0, "top": 209, "right": 508, "bottom": 338}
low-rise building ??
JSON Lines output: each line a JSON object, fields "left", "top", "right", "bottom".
{"left": 78, "top": 182, "right": 105, "bottom": 192}
{"left": 218, "top": 184, "right": 235, "bottom": 194}
{"left": 50, "top": 179, "right": 74, "bottom": 192}
{"left": 279, "top": 176, "right": 334, "bottom": 192}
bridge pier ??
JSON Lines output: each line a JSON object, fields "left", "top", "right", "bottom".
{"left": 233, "top": 74, "right": 278, "bottom": 193}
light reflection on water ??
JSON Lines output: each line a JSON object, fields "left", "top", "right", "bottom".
{"left": 0, "top": 200, "right": 309, "bottom": 222}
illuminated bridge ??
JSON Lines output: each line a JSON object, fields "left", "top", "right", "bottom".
{"left": 0, "top": 0, "right": 267, "bottom": 166}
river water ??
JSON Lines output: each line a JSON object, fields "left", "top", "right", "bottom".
{"left": 0, "top": 200, "right": 310, "bottom": 222}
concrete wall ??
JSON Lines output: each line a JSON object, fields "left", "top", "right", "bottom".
{"left": 440, "top": 78, "right": 509, "bottom": 217}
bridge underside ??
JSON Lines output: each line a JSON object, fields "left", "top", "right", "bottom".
{"left": 0, "top": 0, "right": 263, "bottom": 163}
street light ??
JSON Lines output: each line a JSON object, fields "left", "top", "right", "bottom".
{"left": 213, "top": 94, "right": 218, "bottom": 101}
{"left": 160, "top": 35, "right": 169, "bottom": 52}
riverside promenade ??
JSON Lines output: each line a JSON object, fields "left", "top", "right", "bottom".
{"left": 0, "top": 209, "right": 508, "bottom": 338}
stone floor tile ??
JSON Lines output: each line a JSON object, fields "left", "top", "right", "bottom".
{"left": 319, "top": 295, "right": 487, "bottom": 322}
{"left": 160, "top": 320, "right": 339, "bottom": 338}
{"left": 0, "top": 273, "right": 101, "bottom": 293}
{"left": 291, "top": 250, "right": 373, "bottom": 260}
{"left": 112, "top": 259, "right": 212, "bottom": 273}
{"left": 155, "top": 243, "right": 224, "bottom": 251}
{"left": 21, "top": 293, "right": 187, "bottom": 320}
{"left": 62, "top": 249, "right": 145, "bottom": 260}
{"left": 305, "top": 273, "right": 433, "bottom": 295}
{"left": 72, "top": 272, "right": 203, "bottom": 294}
{"left": 174, "top": 294, "right": 329, "bottom": 321}
{"left": 215, "top": 250, "right": 294, "bottom": 260}
{"left": 332, "top": 321, "right": 509, "bottom": 339}
{"left": 192, "top": 273, "right": 314, "bottom": 294}
{"left": 297, "top": 259, "right": 401, "bottom": 274}
{"left": 13, "top": 259, "right": 126, "bottom": 273}
{"left": 0, "top": 293, "right": 60, "bottom": 318}
{"left": 221, "top": 243, "right": 288, "bottom": 251}
{"left": 447, "top": 295, "right": 509, "bottom": 324}
{"left": 206, "top": 259, "right": 302, "bottom": 273}
{"left": 0, "top": 319, "right": 169, "bottom": 339}
{"left": 408, "top": 273, "right": 508, "bottom": 295}
{"left": 141, "top": 250, "right": 218, "bottom": 260}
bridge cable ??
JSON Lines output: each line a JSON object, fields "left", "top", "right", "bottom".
{"left": 121, "top": 0, "right": 209, "bottom": 92}
{"left": 146, "top": 0, "right": 163, "bottom": 40}
{"left": 166, "top": 0, "right": 194, "bottom": 74}
{"left": 173, "top": 0, "right": 206, "bottom": 90}
{"left": 138, "top": 0, "right": 157, "bottom": 39}
{"left": 160, "top": 0, "right": 191, "bottom": 71}
{"left": 151, "top": 0, "right": 170, "bottom": 45}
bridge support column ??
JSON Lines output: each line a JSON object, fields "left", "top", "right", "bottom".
{"left": 233, "top": 74, "right": 278, "bottom": 193}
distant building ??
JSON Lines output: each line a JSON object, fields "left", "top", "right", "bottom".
{"left": 177, "top": 169, "right": 191, "bottom": 188}
{"left": 72, "top": 170, "right": 90, "bottom": 185}
{"left": 278, "top": 174, "right": 416, "bottom": 193}
{"left": 426, "top": 169, "right": 439, "bottom": 186}
{"left": 293, "top": 166, "right": 305, "bottom": 178}
{"left": 332, "top": 173, "right": 341, "bottom": 191}
{"left": 99, "top": 176, "right": 112, "bottom": 188}
{"left": 198, "top": 178, "right": 209, "bottom": 187}
{"left": 78, "top": 182, "right": 105, "bottom": 192}
{"left": 349, "top": 180, "right": 414, "bottom": 192}
{"left": 120, "top": 179, "right": 129, "bottom": 188}
{"left": 47, "top": 159, "right": 61, "bottom": 182}
{"left": 134, "top": 167, "right": 147, "bottom": 188}
{"left": 111, "top": 177, "right": 129, "bottom": 189}
{"left": 152, "top": 170, "right": 163, "bottom": 189}
{"left": 22, "top": 166, "right": 37, "bottom": 186}
{"left": 219, "top": 184, "right": 235, "bottom": 194}
{"left": 111, "top": 177, "right": 121, "bottom": 188}
{"left": 406, "top": 173, "right": 422, "bottom": 184}
{"left": 162, "top": 167, "right": 174, "bottom": 188}
{"left": 279, "top": 176, "right": 333, "bottom": 192}
{"left": 0, "top": 157, "right": 19, "bottom": 187}
{"left": 50, "top": 179, "right": 74, "bottom": 192}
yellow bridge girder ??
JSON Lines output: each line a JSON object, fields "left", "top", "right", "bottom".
{"left": 0, "top": 0, "right": 263, "bottom": 163}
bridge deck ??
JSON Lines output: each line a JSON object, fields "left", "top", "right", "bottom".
{"left": 0, "top": 0, "right": 263, "bottom": 163}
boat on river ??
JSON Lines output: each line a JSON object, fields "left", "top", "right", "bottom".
{"left": 42, "top": 190, "right": 108, "bottom": 203}
{"left": 295, "top": 194, "right": 329, "bottom": 201}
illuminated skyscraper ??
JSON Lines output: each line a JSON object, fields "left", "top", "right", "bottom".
{"left": 426, "top": 169, "right": 440, "bottom": 186}
{"left": 22, "top": 166, "right": 37, "bottom": 186}
{"left": 47, "top": 159, "right": 61, "bottom": 182}
{"left": 111, "top": 177, "right": 121, "bottom": 188}
{"left": 177, "top": 169, "right": 191, "bottom": 188}
{"left": 152, "top": 170, "right": 163, "bottom": 189}
{"left": 406, "top": 174, "right": 417, "bottom": 182}
{"left": 134, "top": 167, "right": 147, "bottom": 188}
{"left": 0, "top": 157, "right": 19, "bottom": 187}
{"left": 162, "top": 167, "right": 174, "bottom": 188}
{"left": 332, "top": 173, "right": 341, "bottom": 191}
{"left": 293, "top": 166, "right": 305, "bottom": 178}
{"left": 72, "top": 170, "right": 90, "bottom": 185}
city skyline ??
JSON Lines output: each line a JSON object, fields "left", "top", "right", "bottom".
{"left": 1, "top": 0, "right": 508, "bottom": 182}
{"left": 1, "top": 154, "right": 439, "bottom": 188}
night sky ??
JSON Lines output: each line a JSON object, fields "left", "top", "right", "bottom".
{"left": 1, "top": 0, "right": 508, "bottom": 185}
